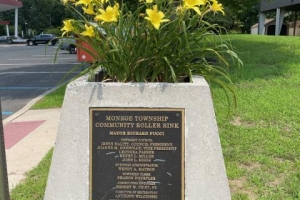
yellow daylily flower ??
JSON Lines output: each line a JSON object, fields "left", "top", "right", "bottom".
{"left": 176, "top": 5, "right": 184, "bottom": 15}
{"left": 183, "top": 0, "right": 207, "bottom": 15}
{"left": 61, "top": 0, "right": 76, "bottom": 5}
{"left": 61, "top": 0, "right": 68, "bottom": 5}
{"left": 61, "top": 19, "right": 74, "bottom": 36}
{"left": 80, "top": 24, "right": 95, "bottom": 37}
{"left": 95, "top": 4, "right": 120, "bottom": 23}
{"left": 145, "top": 5, "right": 170, "bottom": 30}
{"left": 140, "top": 0, "right": 153, "bottom": 3}
{"left": 75, "top": 0, "right": 92, "bottom": 7}
{"left": 210, "top": 0, "right": 224, "bottom": 15}
{"left": 83, "top": 3, "right": 96, "bottom": 15}
{"left": 93, "top": 0, "right": 107, "bottom": 4}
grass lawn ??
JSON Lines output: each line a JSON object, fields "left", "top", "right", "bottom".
{"left": 10, "top": 34, "right": 300, "bottom": 199}
{"left": 30, "top": 84, "right": 68, "bottom": 109}
{"left": 10, "top": 149, "right": 53, "bottom": 200}
{"left": 213, "top": 34, "right": 300, "bottom": 199}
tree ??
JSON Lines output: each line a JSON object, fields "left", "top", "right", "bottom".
{"left": 20, "top": 0, "right": 66, "bottom": 33}
{"left": 0, "top": 0, "right": 262, "bottom": 35}
{"left": 219, "top": 0, "right": 260, "bottom": 33}
{"left": 0, "top": 0, "right": 70, "bottom": 35}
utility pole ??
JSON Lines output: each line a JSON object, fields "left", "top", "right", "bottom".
{"left": 0, "top": 102, "right": 10, "bottom": 200}
{"left": 24, "top": 22, "right": 27, "bottom": 38}
{"left": 47, "top": 14, "right": 52, "bottom": 27}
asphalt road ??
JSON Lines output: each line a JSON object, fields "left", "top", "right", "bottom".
{"left": 0, "top": 44, "right": 85, "bottom": 120}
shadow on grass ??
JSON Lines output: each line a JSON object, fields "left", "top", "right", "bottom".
{"left": 224, "top": 34, "right": 300, "bottom": 83}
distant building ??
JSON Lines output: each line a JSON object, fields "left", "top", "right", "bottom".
{"left": 251, "top": 19, "right": 289, "bottom": 36}
{"left": 258, "top": 0, "right": 300, "bottom": 36}
{"left": 0, "top": 0, "right": 23, "bottom": 37}
{"left": 252, "top": 19, "right": 300, "bottom": 36}
{"left": 288, "top": 20, "right": 300, "bottom": 36}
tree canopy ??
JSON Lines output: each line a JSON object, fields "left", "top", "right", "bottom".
{"left": 0, "top": 0, "right": 69, "bottom": 36}
{"left": 219, "top": 0, "right": 260, "bottom": 33}
{"left": 0, "top": 0, "right": 264, "bottom": 36}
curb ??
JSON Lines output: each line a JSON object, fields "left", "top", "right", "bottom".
{"left": 3, "top": 83, "right": 65, "bottom": 125}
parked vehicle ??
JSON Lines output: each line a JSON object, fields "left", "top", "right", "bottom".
{"left": 11, "top": 36, "right": 27, "bottom": 44}
{"left": 59, "top": 37, "right": 77, "bottom": 54}
{"left": 27, "top": 34, "right": 58, "bottom": 46}
{"left": 0, "top": 36, "right": 12, "bottom": 44}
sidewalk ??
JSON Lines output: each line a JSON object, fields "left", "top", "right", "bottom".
{"left": 2, "top": 108, "right": 60, "bottom": 190}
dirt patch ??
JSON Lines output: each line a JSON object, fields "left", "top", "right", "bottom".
{"left": 229, "top": 177, "right": 257, "bottom": 199}
{"left": 273, "top": 157, "right": 286, "bottom": 163}
{"left": 230, "top": 116, "right": 255, "bottom": 128}
{"left": 281, "top": 125, "right": 293, "bottom": 132}
{"left": 239, "top": 162, "right": 262, "bottom": 171}
{"left": 268, "top": 174, "right": 285, "bottom": 187}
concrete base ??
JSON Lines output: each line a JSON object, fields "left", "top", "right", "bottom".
{"left": 45, "top": 75, "right": 231, "bottom": 200}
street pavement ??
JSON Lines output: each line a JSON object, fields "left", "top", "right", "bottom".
{"left": 0, "top": 43, "right": 82, "bottom": 120}
{"left": 0, "top": 43, "right": 65, "bottom": 190}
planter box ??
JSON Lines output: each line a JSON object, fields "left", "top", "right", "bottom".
{"left": 45, "top": 75, "right": 231, "bottom": 200}
{"left": 76, "top": 41, "right": 96, "bottom": 62}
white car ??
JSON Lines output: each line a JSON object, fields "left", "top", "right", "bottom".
{"left": 11, "top": 36, "right": 27, "bottom": 44}
{"left": 59, "top": 37, "right": 77, "bottom": 54}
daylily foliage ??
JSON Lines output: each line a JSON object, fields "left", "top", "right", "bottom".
{"left": 60, "top": 0, "right": 241, "bottom": 91}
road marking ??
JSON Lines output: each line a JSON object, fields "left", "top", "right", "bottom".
{"left": 32, "top": 55, "right": 55, "bottom": 56}
{"left": 1, "top": 112, "right": 13, "bottom": 115}
{"left": 4, "top": 120, "right": 46, "bottom": 149}
{"left": 0, "top": 71, "right": 81, "bottom": 74}
{"left": 0, "top": 87, "right": 53, "bottom": 90}
{"left": 9, "top": 57, "right": 75, "bottom": 60}
{"left": 0, "top": 44, "right": 26, "bottom": 47}
{"left": 0, "top": 63, "right": 80, "bottom": 66}
{"left": 32, "top": 55, "right": 76, "bottom": 57}
{"left": 32, "top": 55, "right": 58, "bottom": 57}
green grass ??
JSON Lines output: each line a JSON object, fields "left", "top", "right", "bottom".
{"left": 10, "top": 149, "right": 53, "bottom": 200}
{"left": 30, "top": 84, "right": 68, "bottom": 109}
{"left": 213, "top": 34, "right": 300, "bottom": 199}
{"left": 10, "top": 34, "right": 300, "bottom": 199}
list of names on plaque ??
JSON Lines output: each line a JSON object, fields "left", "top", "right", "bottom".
{"left": 90, "top": 108, "right": 184, "bottom": 200}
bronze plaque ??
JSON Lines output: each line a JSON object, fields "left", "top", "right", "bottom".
{"left": 90, "top": 108, "right": 185, "bottom": 200}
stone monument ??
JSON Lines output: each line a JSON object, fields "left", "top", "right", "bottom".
{"left": 45, "top": 75, "right": 231, "bottom": 200}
